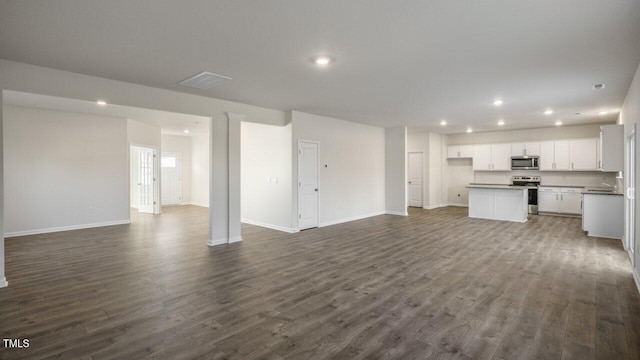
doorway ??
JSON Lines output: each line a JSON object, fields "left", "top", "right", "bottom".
{"left": 161, "top": 151, "right": 183, "bottom": 205}
{"left": 130, "top": 145, "right": 160, "bottom": 214}
{"left": 626, "top": 124, "right": 636, "bottom": 264}
{"left": 298, "top": 140, "right": 319, "bottom": 230}
{"left": 408, "top": 151, "right": 424, "bottom": 208}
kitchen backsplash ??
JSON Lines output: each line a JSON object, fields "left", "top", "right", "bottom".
{"left": 474, "top": 170, "right": 618, "bottom": 187}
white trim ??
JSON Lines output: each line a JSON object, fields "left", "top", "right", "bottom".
{"left": 633, "top": 268, "right": 640, "bottom": 295}
{"left": 0, "top": 277, "right": 7, "bottom": 289}
{"left": 228, "top": 236, "right": 243, "bottom": 243}
{"left": 423, "top": 204, "right": 449, "bottom": 210}
{"left": 189, "top": 201, "right": 210, "bottom": 208}
{"left": 407, "top": 150, "right": 425, "bottom": 208}
{"left": 226, "top": 112, "right": 246, "bottom": 122}
{"left": 207, "top": 238, "right": 227, "bottom": 247}
{"left": 319, "top": 211, "right": 386, "bottom": 227}
{"left": 241, "top": 219, "right": 298, "bottom": 233}
{"left": 445, "top": 202, "right": 469, "bottom": 208}
{"left": 297, "top": 139, "right": 321, "bottom": 230}
{"left": 4, "top": 220, "right": 131, "bottom": 238}
{"left": 386, "top": 211, "right": 409, "bottom": 216}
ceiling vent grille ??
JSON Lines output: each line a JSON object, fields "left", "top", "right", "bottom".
{"left": 179, "top": 71, "right": 232, "bottom": 89}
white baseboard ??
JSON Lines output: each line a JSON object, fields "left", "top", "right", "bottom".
{"left": 228, "top": 236, "right": 243, "bottom": 243}
{"left": 189, "top": 202, "right": 210, "bottom": 208}
{"left": 207, "top": 238, "right": 228, "bottom": 247}
{"left": 319, "top": 211, "right": 386, "bottom": 227}
{"left": 0, "top": 277, "right": 7, "bottom": 289}
{"left": 423, "top": 204, "right": 449, "bottom": 210}
{"left": 241, "top": 219, "right": 298, "bottom": 233}
{"left": 386, "top": 211, "right": 409, "bottom": 216}
{"left": 634, "top": 268, "right": 640, "bottom": 295}
{"left": 445, "top": 202, "right": 469, "bottom": 208}
{"left": 4, "top": 220, "right": 131, "bottom": 238}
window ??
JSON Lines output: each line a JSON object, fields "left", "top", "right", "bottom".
{"left": 161, "top": 157, "right": 176, "bottom": 168}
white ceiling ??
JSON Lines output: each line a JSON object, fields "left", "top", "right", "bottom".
{"left": 3, "top": 91, "right": 210, "bottom": 136}
{"left": 1, "top": 1, "right": 639, "bottom": 134}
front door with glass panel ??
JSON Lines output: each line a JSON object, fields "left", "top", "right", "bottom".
{"left": 161, "top": 152, "right": 183, "bottom": 205}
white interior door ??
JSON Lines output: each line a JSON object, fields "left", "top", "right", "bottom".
{"left": 298, "top": 141, "right": 319, "bottom": 230}
{"left": 161, "top": 152, "right": 182, "bottom": 205}
{"left": 138, "top": 147, "right": 156, "bottom": 213}
{"left": 408, "top": 152, "right": 423, "bottom": 207}
{"left": 626, "top": 125, "right": 636, "bottom": 260}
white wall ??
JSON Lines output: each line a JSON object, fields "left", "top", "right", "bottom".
{"left": 190, "top": 133, "right": 210, "bottom": 208}
{"left": 3, "top": 105, "right": 129, "bottom": 236}
{"left": 407, "top": 132, "right": 449, "bottom": 209}
{"left": 127, "top": 118, "right": 161, "bottom": 148}
{"left": 161, "top": 134, "right": 192, "bottom": 205}
{"left": 385, "top": 127, "right": 407, "bottom": 215}
{"left": 447, "top": 123, "right": 610, "bottom": 145}
{"left": 619, "top": 60, "right": 640, "bottom": 288}
{"left": 241, "top": 122, "right": 293, "bottom": 231}
{"left": 292, "top": 111, "right": 387, "bottom": 227}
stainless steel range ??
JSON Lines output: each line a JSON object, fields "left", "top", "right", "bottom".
{"left": 511, "top": 176, "right": 541, "bottom": 214}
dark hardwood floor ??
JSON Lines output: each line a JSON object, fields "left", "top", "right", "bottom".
{"left": 1, "top": 206, "right": 639, "bottom": 359}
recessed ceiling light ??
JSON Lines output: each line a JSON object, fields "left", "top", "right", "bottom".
{"left": 492, "top": 99, "right": 504, "bottom": 106}
{"left": 598, "top": 111, "right": 607, "bottom": 115}
{"left": 466, "top": 128, "right": 473, "bottom": 133}
{"left": 555, "top": 121, "right": 563, "bottom": 126}
{"left": 497, "top": 120, "right": 505, "bottom": 126}
{"left": 440, "top": 120, "right": 447, "bottom": 126}
{"left": 544, "top": 109, "right": 554, "bottom": 115}
{"left": 314, "top": 56, "right": 332, "bottom": 66}
{"left": 97, "top": 100, "right": 107, "bottom": 106}
{"left": 184, "top": 129, "right": 190, "bottom": 134}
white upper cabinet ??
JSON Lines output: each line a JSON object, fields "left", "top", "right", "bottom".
{"left": 570, "top": 139, "right": 598, "bottom": 170}
{"left": 447, "top": 145, "right": 473, "bottom": 159}
{"left": 472, "top": 144, "right": 511, "bottom": 171}
{"left": 511, "top": 142, "right": 540, "bottom": 157}
{"left": 524, "top": 142, "right": 541, "bottom": 156}
{"left": 539, "top": 142, "right": 555, "bottom": 170}
{"left": 511, "top": 143, "right": 526, "bottom": 156}
{"left": 472, "top": 145, "right": 491, "bottom": 170}
{"left": 539, "top": 139, "right": 597, "bottom": 171}
{"left": 555, "top": 141, "right": 571, "bottom": 170}
{"left": 491, "top": 144, "right": 512, "bottom": 171}
{"left": 600, "top": 124, "right": 624, "bottom": 172}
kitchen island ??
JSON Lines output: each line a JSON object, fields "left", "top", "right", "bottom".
{"left": 466, "top": 184, "right": 529, "bottom": 222}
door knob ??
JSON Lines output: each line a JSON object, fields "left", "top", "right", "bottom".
{"left": 408, "top": 181, "right": 412, "bottom": 184}
{"left": 314, "top": 188, "right": 318, "bottom": 192}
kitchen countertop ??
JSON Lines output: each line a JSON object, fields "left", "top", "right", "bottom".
{"left": 539, "top": 185, "right": 586, "bottom": 188}
{"left": 581, "top": 187, "right": 623, "bottom": 196}
{"left": 466, "top": 184, "right": 529, "bottom": 190}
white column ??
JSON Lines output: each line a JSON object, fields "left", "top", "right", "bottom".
{"left": 385, "top": 126, "right": 408, "bottom": 216}
{"left": 207, "top": 115, "right": 230, "bottom": 246}
{"left": 206, "top": 112, "right": 243, "bottom": 246}
{"left": 0, "top": 90, "right": 7, "bottom": 288}
{"left": 227, "top": 113, "right": 243, "bottom": 243}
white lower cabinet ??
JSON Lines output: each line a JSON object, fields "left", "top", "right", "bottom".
{"left": 538, "top": 188, "right": 560, "bottom": 213}
{"left": 582, "top": 194, "right": 623, "bottom": 239}
{"left": 538, "top": 187, "right": 582, "bottom": 216}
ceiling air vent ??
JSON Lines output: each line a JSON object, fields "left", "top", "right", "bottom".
{"left": 179, "top": 71, "right": 232, "bottom": 90}
{"left": 592, "top": 83, "right": 605, "bottom": 90}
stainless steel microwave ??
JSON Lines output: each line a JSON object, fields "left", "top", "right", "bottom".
{"left": 511, "top": 156, "right": 539, "bottom": 170}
